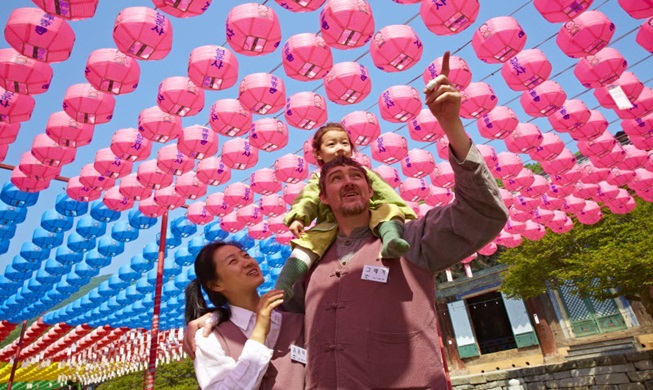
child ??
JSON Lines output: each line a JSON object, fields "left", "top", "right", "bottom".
{"left": 275, "top": 123, "right": 418, "bottom": 299}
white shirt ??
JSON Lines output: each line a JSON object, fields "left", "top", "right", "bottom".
{"left": 194, "top": 306, "right": 282, "bottom": 390}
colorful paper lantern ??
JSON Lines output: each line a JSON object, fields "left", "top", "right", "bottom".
{"left": 137, "top": 106, "right": 181, "bottom": 143}
{"left": 370, "top": 24, "right": 423, "bottom": 72}
{"left": 249, "top": 118, "right": 289, "bottom": 152}
{"left": 151, "top": 0, "right": 212, "bottom": 18}
{"left": 401, "top": 149, "right": 435, "bottom": 179}
{"left": 285, "top": 92, "right": 328, "bottom": 130}
{"left": 501, "top": 49, "right": 552, "bottom": 91}
{"left": 574, "top": 47, "right": 627, "bottom": 88}
{"left": 195, "top": 156, "right": 232, "bottom": 186}
{"left": 110, "top": 128, "right": 152, "bottom": 162}
{"left": 205, "top": 192, "right": 234, "bottom": 217}
{"left": 407, "top": 109, "right": 444, "bottom": 142}
{"left": 238, "top": 73, "right": 286, "bottom": 114}
{"left": 31, "top": 0, "right": 99, "bottom": 20}
{"left": 259, "top": 193, "right": 286, "bottom": 217}
{"left": 534, "top": 0, "right": 593, "bottom": 22}
{"left": 222, "top": 138, "right": 258, "bottom": 170}
{"left": 371, "top": 132, "right": 408, "bottom": 164}
{"left": 520, "top": 80, "right": 567, "bottom": 117}
{"left": 378, "top": 85, "right": 422, "bottom": 123}
{"left": 423, "top": 54, "right": 472, "bottom": 91}
{"left": 460, "top": 82, "right": 497, "bottom": 119}
{"left": 323, "top": 62, "right": 371, "bottom": 105}
{"left": 94, "top": 147, "right": 132, "bottom": 179}
{"left": 174, "top": 172, "right": 207, "bottom": 200}
{"left": 31, "top": 133, "right": 76, "bottom": 167}
{"left": 556, "top": 10, "right": 615, "bottom": 58}
{"left": 113, "top": 7, "right": 173, "bottom": 60}
{"left": 0, "top": 48, "right": 52, "bottom": 95}
{"left": 136, "top": 159, "right": 173, "bottom": 190}
{"left": 226, "top": 4, "right": 281, "bottom": 56}
{"left": 157, "top": 76, "right": 205, "bottom": 117}
{"left": 478, "top": 106, "right": 518, "bottom": 139}
{"left": 177, "top": 125, "right": 217, "bottom": 159}
{"left": 419, "top": 0, "right": 479, "bottom": 36}
{"left": 0, "top": 87, "right": 35, "bottom": 123}
{"left": 250, "top": 168, "right": 282, "bottom": 196}
{"left": 118, "top": 173, "right": 152, "bottom": 201}
{"left": 320, "top": 0, "right": 375, "bottom": 50}
{"left": 157, "top": 144, "right": 195, "bottom": 175}
{"left": 548, "top": 99, "right": 591, "bottom": 133}
{"left": 282, "top": 33, "right": 333, "bottom": 81}
{"left": 472, "top": 16, "right": 527, "bottom": 64}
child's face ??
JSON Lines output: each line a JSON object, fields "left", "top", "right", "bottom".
{"left": 315, "top": 130, "right": 352, "bottom": 163}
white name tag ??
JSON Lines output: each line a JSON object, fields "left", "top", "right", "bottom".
{"left": 290, "top": 345, "right": 307, "bottom": 364}
{"left": 361, "top": 265, "right": 389, "bottom": 283}
{"left": 607, "top": 85, "right": 634, "bottom": 110}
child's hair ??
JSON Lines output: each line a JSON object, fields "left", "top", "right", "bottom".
{"left": 312, "top": 122, "right": 358, "bottom": 166}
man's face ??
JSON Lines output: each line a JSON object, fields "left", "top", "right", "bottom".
{"left": 319, "top": 165, "right": 372, "bottom": 217}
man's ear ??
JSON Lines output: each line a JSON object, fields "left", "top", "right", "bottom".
{"left": 319, "top": 192, "right": 330, "bottom": 206}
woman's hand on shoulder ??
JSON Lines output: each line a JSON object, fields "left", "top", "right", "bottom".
{"left": 250, "top": 290, "right": 285, "bottom": 344}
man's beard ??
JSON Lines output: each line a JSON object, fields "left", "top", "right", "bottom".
{"left": 339, "top": 198, "right": 368, "bottom": 216}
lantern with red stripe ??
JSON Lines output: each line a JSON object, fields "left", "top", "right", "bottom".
{"left": 63, "top": 83, "right": 115, "bottom": 124}
{"left": 528, "top": 132, "right": 565, "bottom": 162}
{"left": 157, "top": 144, "right": 194, "bottom": 176}
{"left": 31, "top": 0, "right": 99, "bottom": 20}
{"left": 113, "top": 7, "right": 173, "bottom": 60}
{"left": 84, "top": 48, "right": 140, "bottom": 96}
{"left": 501, "top": 49, "right": 552, "bottom": 91}
{"left": 472, "top": 16, "right": 527, "bottom": 64}
{"left": 371, "top": 132, "right": 408, "bottom": 164}
{"left": 137, "top": 106, "right": 181, "bottom": 143}
{"left": 5, "top": 7, "right": 75, "bottom": 63}
{"left": 429, "top": 162, "right": 455, "bottom": 189}
{"left": 324, "top": 62, "right": 372, "bottom": 105}
{"left": 556, "top": 11, "right": 615, "bottom": 58}
{"left": 401, "top": 149, "right": 435, "bottom": 179}
{"left": 178, "top": 125, "right": 217, "bottom": 159}
{"left": 378, "top": 85, "right": 421, "bottom": 123}
{"left": 224, "top": 182, "right": 253, "bottom": 208}
{"left": 67, "top": 176, "right": 101, "bottom": 202}
{"left": 0, "top": 48, "right": 52, "bottom": 95}
{"left": 151, "top": 0, "right": 212, "bottom": 18}
{"left": 460, "top": 82, "right": 497, "bottom": 119}
{"left": 283, "top": 182, "right": 306, "bottom": 205}
{"left": 636, "top": 17, "right": 653, "bottom": 52}
{"left": 222, "top": 138, "right": 258, "bottom": 170}
{"left": 31, "top": 133, "right": 76, "bottom": 167}
{"left": 119, "top": 173, "right": 151, "bottom": 200}
{"left": 79, "top": 164, "right": 116, "bottom": 191}
{"left": 45, "top": 111, "right": 94, "bottom": 147}
{"left": 419, "top": 0, "right": 479, "bottom": 36}
{"left": 593, "top": 71, "right": 644, "bottom": 110}
{"left": 18, "top": 152, "right": 61, "bottom": 181}
{"left": 274, "top": 154, "right": 308, "bottom": 184}
{"left": 574, "top": 47, "right": 627, "bottom": 89}
{"left": 186, "top": 201, "right": 213, "bottom": 225}
{"left": 188, "top": 45, "right": 238, "bottom": 91}
{"left": 153, "top": 185, "right": 185, "bottom": 210}
{"left": 157, "top": 77, "right": 204, "bottom": 117}
{"left": 259, "top": 194, "right": 286, "bottom": 217}
{"left": 618, "top": 0, "right": 653, "bottom": 19}
{"left": 251, "top": 168, "right": 282, "bottom": 196}
{"left": 110, "top": 128, "right": 152, "bottom": 162}
{"left": 104, "top": 186, "right": 134, "bottom": 211}
{"left": 373, "top": 165, "right": 401, "bottom": 189}
{"left": 285, "top": 92, "right": 328, "bottom": 130}
{"left": 136, "top": 160, "right": 173, "bottom": 190}
{"left": 521, "top": 80, "right": 567, "bottom": 117}
{"left": 249, "top": 118, "right": 289, "bottom": 152}
{"left": 370, "top": 25, "right": 423, "bottom": 72}
{"left": 226, "top": 4, "right": 281, "bottom": 56}
{"left": 399, "top": 178, "right": 429, "bottom": 202}
{"left": 534, "top": 0, "right": 593, "bottom": 22}
{"left": 208, "top": 99, "right": 251, "bottom": 137}
{"left": 0, "top": 87, "right": 35, "bottom": 123}
{"left": 239, "top": 73, "right": 286, "bottom": 115}
{"left": 341, "top": 111, "right": 381, "bottom": 146}
{"left": 206, "top": 192, "right": 234, "bottom": 217}
{"left": 174, "top": 172, "right": 207, "bottom": 200}
{"left": 196, "top": 156, "right": 231, "bottom": 186}
{"left": 548, "top": 99, "right": 591, "bottom": 133}
{"left": 571, "top": 110, "right": 607, "bottom": 141}
{"left": 282, "top": 33, "right": 333, "bottom": 81}
{"left": 320, "top": 0, "right": 375, "bottom": 50}
{"left": 478, "top": 106, "right": 518, "bottom": 140}
{"left": 423, "top": 54, "right": 472, "bottom": 91}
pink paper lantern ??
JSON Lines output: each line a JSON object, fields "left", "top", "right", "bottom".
{"left": 0, "top": 87, "right": 35, "bottom": 123}
{"left": 205, "top": 192, "right": 234, "bottom": 217}
{"left": 540, "top": 149, "right": 577, "bottom": 176}
{"left": 425, "top": 185, "right": 454, "bottom": 207}
{"left": 460, "top": 82, "right": 497, "bottom": 119}
{"left": 407, "top": 109, "right": 444, "bottom": 143}
{"left": 401, "top": 149, "right": 435, "bottom": 179}
{"left": 0, "top": 122, "right": 20, "bottom": 145}
{"left": 275, "top": 0, "right": 325, "bottom": 12}
{"left": 614, "top": 87, "right": 653, "bottom": 121}
{"left": 545, "top": 210, "right": 571, "bottom": 232}
{"left": 606, "top": 168, "right": 636, "bottom": 187}
{"left": 607, "top": 195, "right": 637, "bottom": 215}
{"left": 224, "top": 182, "right": 253, "bottom": 208}
{"left": 373, "top": 165, "right": 401, "bottom": 189}
{"left": 67, "top": 176, "right": 102, "bottom": 202}
{"left": 283, "top": 182, "right": 306, "bottom": 205}
{"left": 521, "top": 220, "right": 546, "bottom": 241}
{"left": 371, "top": 132, "right": 408, "bottom": 164}
{"left": 136, "top": 160, "right": 173, "bottom": 190}
{"left": 138, "top": 195, "right": 167, "bottom": 218}
{"left": 528, "top": 132, "right": 565, "bottom": 161}
{"left": 157, "top": 77, "right": 204, "bottom": 117}
{"left": 177, "top": 125, "right": 217, "bottom": 159}
{"left": 276, "top": 230, "right": 294, "bottom": 245}
{"left": 248, "top": 220, "right": 272, "bottom": 240}
{"left": 522, "top": 175, "right": 550, "bottom": 198}
{"left": 478, "top": 106, "right": 518, "bottom": 140}
{"left": 573, "top": 47, "right": 627, "bottom": 89}
{"left": 501, "top": 49, "right": 552, "bottom": 91}
{"left": 370, "top": 25, "right": 423, "bottom": 72}
{"left": 222, "top": 138, "right": 258, "bottom": 170}
{"left": 378, "top": 85, "right": 421, "bottom": 123}
{"left": 491, "top": 152, "right": 523, "bottom": 180}
{"left": 79, "top": 164, "right": 115, "bottom": 191}
{"left": 548, "top": 99, "right": 591, "bottom": 133}
{"left": 576, "top": 200, "right": 602, "bottom": 224}
{"left": 274, "top": 154, "right": 308, "bottom": 184}
{"left": 153, "top": 185, "right": 185, "bottom": 210}
{"left": 579, "top": 161, "right": 610, "bottom": 184}
{"left": 636, "top": 17, "right": 653, "bottom": 52}
{"left": 630, "top": 134, "right": 653, "bottom": 151}
{"left": 494, "top": 231, "right": 522, "bottom": 248}
{"left": 556, "top": 11, "right": 615, "bottom": 58}
{"left": 110, "top": 128, "right": 152, "bottom": 162}
{"left": 282, "top": 33, "right": 333, "bottom": 81}
{"left": 174, "top": 172, "right": 207, "bottom": 200}
{"left": 259, "top": 194, "right": 287, "bottom": 217}
{"left": 137, "top": 106, "right": 182, "bottom": 142}
{"left": 593, "top": 72, "right": 644, "bottom": 110}
{"left": 103, "top": 185, "right": 134, "bottom": 212}
{"left": 151, "top": 0, "right": 212, "bottom": 18}
{"left": 226, "top": 4, "right": 281, "bottom": 56}
{"left": 0, "top": 48, "right": 52, "bottom": 95}
{"left": 196, "top": 156, "right": 232, "bottom": 186}
{"left": 237, "top": 204, "right": 263, "bottom": 226}
{"left": 590, "top": 146, "right": 627, "bottom": 170}
{"left": 18, "top": 152, "right": 61, "bottom": 181}
{"left": 186, "top": 202, "right": 214, "bottom": 225}
{"left": 188, "top": 45, "right": 238, "bottom": 91}
{"left": 417, "top": 203, "right": 434, "bottom": 218}
{"left": 571, "top": 110, "right": 608, "bottom": 141}
{"left": 562, "top": 194, "right": 586, "bottom": 214}
{"left": 504, "top": 219, "right": 526, "bottom": 235}
{"left": 119, "top": 173, "right": 152, "bottom": 200}
{"left": 251, "top": 168, "right": 282, "bottom": 196}
{"left": 419, "top": 0, "right": 479, "bottom": 36}
{"left": 550, "top": 165, "right": 583, "bottom": 187}
{"left": 399, "top": 178, "right": 429, "bottom": 202}
{"left": 157, "top": 144, "right": 194, "bottom": 176}
{"left": 512, "top": 195, "right": 542, "bottom": 212}
{"left": 478, "top": 241, "right": 498, "bottom": 256}
{"left": 113, "top": 7, "right": 173, "bottom": 60}
{"left": 476, "top": 144, "right": 498, "bottom": 168}
{"left": 499, "top": 188, "right": 514, "bottom": 208}
{"left": 85, "top": 48, "right": 140, "bottom": 96}
{"left": 577, "top": 131, "right": 617, "bottom": 158}
{"left": 249, "top": 118, "right": 289, "bottom": 152}
{"left": 5, "top": 8, "right": 76, "bottom": 63}
{"left": 352, "top": 152, "right": 371, "bottom": 168}
{"left": 618, "top": 0, "right": 653, "bottom": 19}
{"left": 423, "top": 55, "right": 472, "bottom": 91}
{"left": 63, "top": 83, "right": 115, "bottom": 125}
{"left": 303, "top": 138, "right": 319, "bottom": 167}
{"left": 341, "top": 111, "right": 380, "bottom": 146}
{"left": 546, "top": 183, "right": 573, "bottom": 199}
{"left": 534, "top": 0, "right": 594, "bottom": 22}
{"left": 618, "top": 145, "right": 649, "bottom": 170}
{"left": 502, "top": 168, "right": 534, "bottom": 192}
{"left": 10, "top": 167, "right": 49, "bottom": 192}
{"left": 540, "top": 194, "right": 566, "bottom": 211}
{"left": 239, "top": 73, "right": 286, "bottom": 115}
{"left": 324, "top": 62, "right": 372, "bottom": 105}
{"left": 521, "top": 80, "right": 567, "bottom": 117}
{"left": 94, "top": 148, "right": 132, "bottom": 180}
{"left": 208, "top": 99, "right": 251, "bottom": 137}
{"left": 285, "top": 92, "right": 328, "bottom": 130}
{"left": 268, "top": 216, "right": 288, "bottom": 235}
{"left": 31, "top": 0, "right": 99, "bottom": 20}
{"left": 45, "top": 111, "right": 93, "bottom": 147}
{"left": 593, "top": 181, "right": 619, "bottom": 204}
{"left": 320, "top": 0, "right": 375, "bottom": 50}
{"left": 629, "top": 168, "right": 653, "bottom": 191}
{"left": 504, "top": 123, "right": 542, "bottom": 154}
{"left": 472, "top": 16, "right": 527, "bottom": 64}
{"left": 31, "top": 133, "right": 76, "bottom": 167}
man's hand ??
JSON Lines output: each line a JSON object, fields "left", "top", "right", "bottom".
{"left": 289, "top": 220, "right": 305, "bottom": 239}
{"left": 183, "top": 312, "right": 215, "bottom": 359}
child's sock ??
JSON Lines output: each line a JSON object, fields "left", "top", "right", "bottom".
{"left": 274, "top": 247, "right": 316, "bottom": 300}
{"left": 378, "top": 219, "right": 410, "bottom": 258}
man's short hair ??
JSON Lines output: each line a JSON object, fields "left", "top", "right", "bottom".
{"left": 318, "top": 156, "right": 370, "bottom": 195}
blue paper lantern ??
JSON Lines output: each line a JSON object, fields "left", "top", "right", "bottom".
{"left": 173, "top": 272, "right": 190, "bottom": 289}
{"left": 135, "top": 278, "right": 153, "bottom": 294}
{"left": 35, "top": 269, "right": 61, "bottom": 285}
{"left": 204, "top": 221, "right": 229, "bottom": 241}
{"left": 116, "top": 290, "right": 130, "bottom": 306}
{"left": 266, "top": 251, "right": 286, "bottom": 268}
{"left": 0, "top": 182, "right": 39, "bottom": 207}
{"left": 67, "top": 232, "right": 96, "bottom": 253}
{"left": 0, "top": 240, "right": 9, "bottom": 256}
{"left": 118, "top": 264, "right": 140, "bottom": 282}
{"left": 41, "top": 209, "right": 74, "bottom": 233}
{"left": 11, "top": 255, "right": 41, "bottom": 272}
{"left": 88, "top": 288, "right": 103, "bottom": 303}
{"left": 0, "top": 203, "right": 27, "bottom": 225}
{"left": 66, "top": 273, "right": 91, "bottom": 287}
{"left": 188, "top": 236, "right": 208, "bottom": 256}
{"left": 32, "top": 227, "right": 64, "bottom": 249}
{"left": 171, "top": 216, "right": 197, "bottom": 238}
{"left": 174, "top": 247, "right": 194, "bottom": 266}
{"left": 76, "top": 215, "right": 107, "bottom": 239}
{"left": 125, "top": 284, "right": 140, "bottom": 302}
{"left": 146, "top": 269, "right": 157, "bottom": 286}
{"left": 20, "top": 242, "right": 50, "bottom": 261}
{"left": 55, "top": 194, "right": 88, "bottom": 217}
{"left": 108, "top": 296, "right": 121, "bottom": 310}
{"left": 130, "top": 254, "right": 153, "bottom": 273}
{"left": 260, "top": 236, "right": 282, "bottom": 254}
{"left": 86, "top": 249, "right": 111, "bottom": 269}
{"left": 128, "top": 209, "right": 157, "bottom": 229}
{"left": 98, "top": 237, "right": 125, "bottom": 257}
{"left": 232, "top": 230, "right": 255, "bottom": 249}
{"left": 111, "top": 221, "right": 139, "bottom": 242}
{"left": 0, "top": 275, "right": 19, "bottom": 291}
{"left": 164, "top": 258, "right": 182, "bottom": 279}
{"left": 54, "top": 247, "right": 83, "bottom": 266}
{"left": 98, "top": 280, "right": 115, "bottom": 297}
{"left": 108, "top": 274, "right": 129, "bottom": 291}
{"left": 3, "top": 264, "right": 31, "bottom": 282}
{"left": 44, "top": 258, "right": 72, "bottom": 276}
{"left": 55, "top": 279, "right": 79, "bottom": 295}
{"left": 90, "top": 201, "right": 121, "bottom": 223}
{"left": 80, "top": 295, "right": 95, "bottom": 310}
{"left": 143, "top": 242, "right": 162, "bottom": 261}
{"left": 73, "top": 261, "right": 99, "bottom": 278}
{"left": 156, "top": 231, "right": 182, "bottom": 249}
{"left": 0, "top": 223, "right": 17, "bottom": 241}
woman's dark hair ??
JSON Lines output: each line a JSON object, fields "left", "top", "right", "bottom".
{"left": 184, "top": 241, "right": 244, "bottom": 325}
{"left": 312, "top": 122, "right": 358, "bottom": 166}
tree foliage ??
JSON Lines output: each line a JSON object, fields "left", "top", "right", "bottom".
{"left": 499, "top": 197, "right": 653, "bottom": 317}
{"left": 96, "top": 358, "right": 197, "bottom": 390}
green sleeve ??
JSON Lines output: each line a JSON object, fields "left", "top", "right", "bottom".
{"left": 366, "top": 168, "right": 418, "bottom": 220}
{"left": 284, "top": 173, "right": 321, "bottom": 226}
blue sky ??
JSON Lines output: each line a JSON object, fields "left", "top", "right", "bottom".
{"left": 0, "top": 0, "right": 651, "bottom": 285}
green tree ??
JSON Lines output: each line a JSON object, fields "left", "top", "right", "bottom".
{"left": 96, "top": 359, "right": 197, "bottom": 390}
{"left": 499, "top": 197, "right": 653, "bottom": 317}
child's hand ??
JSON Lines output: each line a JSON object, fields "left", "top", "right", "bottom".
{"left": 289, "top": 220, "right": 305, "bottom": 238}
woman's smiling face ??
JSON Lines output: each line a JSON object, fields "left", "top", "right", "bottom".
{"left": 209, "top": 245, "right": 264, "bottom": 295}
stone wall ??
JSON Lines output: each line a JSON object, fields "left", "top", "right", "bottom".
{"left": 451, "top": 351, "right": 653, "bottom": 390}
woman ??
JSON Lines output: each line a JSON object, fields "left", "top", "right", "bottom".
{"left": 185, "top": 241, "right": 305, "bottom": 390}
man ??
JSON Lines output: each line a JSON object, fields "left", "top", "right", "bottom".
{"left": 184, "top": 52, "right": 509, "bottom": 389}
